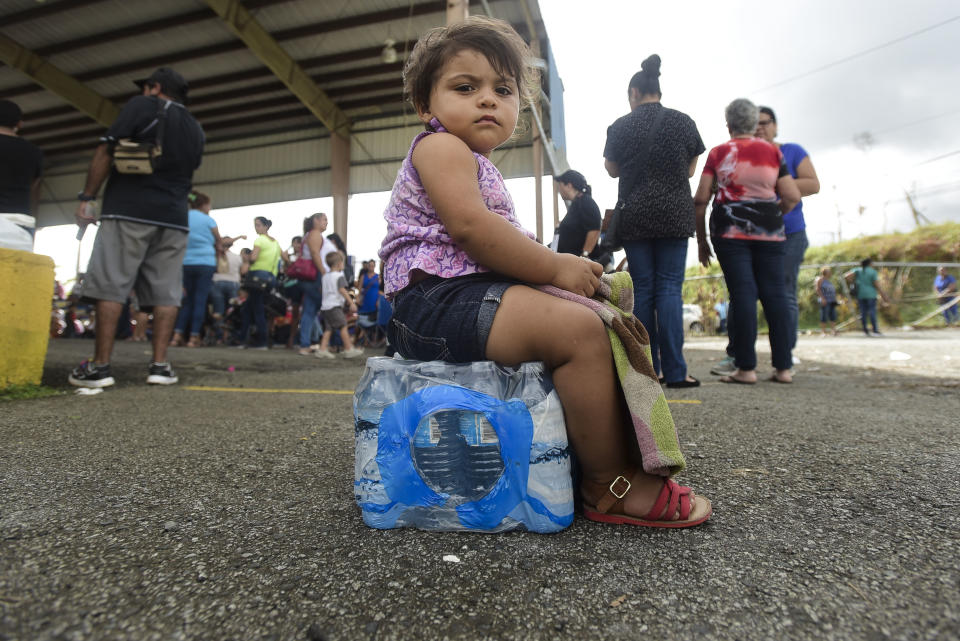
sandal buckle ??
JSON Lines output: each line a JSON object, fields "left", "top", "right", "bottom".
{"left": 609, "top": 475, "right": 631, "bottom": 499}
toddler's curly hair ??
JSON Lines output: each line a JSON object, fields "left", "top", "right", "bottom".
{"left": 403, "top": 16, "right": 540, "bottom": 120}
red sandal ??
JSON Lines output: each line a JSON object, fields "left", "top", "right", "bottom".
{"left": 582, "top": 465, "right": 712, "bottom": 528}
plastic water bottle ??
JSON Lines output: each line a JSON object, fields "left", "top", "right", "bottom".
{"left": 410, "top": 410, "right": 504, "bottom": 504}
{"left": 353, "top": 360, "right": 397, "bottom": 507}
{"left": 354, "top": 357, "right": 574, "bottom": 532}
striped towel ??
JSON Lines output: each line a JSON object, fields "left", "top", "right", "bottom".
{"left": 539, "top": 271, "right": 686, "bottom": 477}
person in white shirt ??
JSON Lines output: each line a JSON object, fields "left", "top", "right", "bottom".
{"left": 314, "top": 251, "right": 363, "bottom": 359}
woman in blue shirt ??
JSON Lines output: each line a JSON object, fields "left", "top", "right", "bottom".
{"left": 756, "top": 106, "right": 821, "bottom": 349}
{"left": 171, "top": 191, "right": 221, "bottom": 347}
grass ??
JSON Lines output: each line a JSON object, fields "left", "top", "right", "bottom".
{"left": 682, "top": 222, "right": 960, "bottom": 331}
{"left": 0, "top": 384, "right": 65, "bottom": 402}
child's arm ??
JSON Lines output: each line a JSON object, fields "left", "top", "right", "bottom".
{"left": 339, "top": 286, "right": 357, "bottom": 312}
{"left": 413, "top": 133, "right": 601, "bottom": 297}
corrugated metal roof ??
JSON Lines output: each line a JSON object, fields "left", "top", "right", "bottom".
{"left": 0, "top": 0, "right": 567, "bottom": 228}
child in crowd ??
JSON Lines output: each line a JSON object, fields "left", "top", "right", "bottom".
{"left": 315, "top": 251, "right": 363, "bottom": 359}
{"left": 378, "top": 17, "right": 710, "bottom": 527}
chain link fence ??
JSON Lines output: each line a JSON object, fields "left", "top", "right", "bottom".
{"left": 681, "top": 261, "right": 960, "bottom": 335}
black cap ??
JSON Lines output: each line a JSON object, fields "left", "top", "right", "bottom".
{"left": 134, "top": 67, "right": 188, "bottom": 101}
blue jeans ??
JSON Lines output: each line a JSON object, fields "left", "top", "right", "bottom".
{"left": 298, "top": 277, "right": 322, "bottom": 347}
{"left": 858, "top": 298, "right": 878, "bottom": 334}
{"left": 209, "top": 280, "right": 239, "bottom": 317}
{"left": 713, "top": 237, "right": 792, "bottom": 371}
{"left": 239, "top": 271, "right": 275, "bottom": 346}
{"left": 623, "top": 238, "right": 688, "bottom": 383}
{"left": 209, "top": 280, "right": 239, "bottom": 341}
{"left": 782, "top": 230, "right": 808, "bottom": 350}
{"left": 174, "top": 264, "right": 216, "bottom": 337}
{"left": 940, "top": 298, "right": 959, "bottom": 324}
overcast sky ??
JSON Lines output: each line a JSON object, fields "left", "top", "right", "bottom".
{"left": 540, "top": 0, "right": 960, "bottom": 242}
{"left": 37, "top": 0, "right": 960, "bottom": 283}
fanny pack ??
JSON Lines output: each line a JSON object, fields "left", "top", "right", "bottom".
{"left": 111, "top": 100, "right": 169, "bottom": 175}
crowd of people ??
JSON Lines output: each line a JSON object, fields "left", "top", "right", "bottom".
{"left": 8, "top": 15, "right": 958, "bottom": 532}
{"left": 61, "top": 206, "right": 391, "bottom": 358}
{"left": 549, "top": 55, "right": 819, "bottom": 386}
{"left": 17, "top": 66, "right": 393, "bottom": 390}
{"left": 164, "top": 207, "right": 388, "bottom": 357}
{"left": 4, "top": 48, "right": 948, "bottom": 397}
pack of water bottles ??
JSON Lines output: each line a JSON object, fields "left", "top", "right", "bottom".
{"left": 354, "top": 357, "right": 574, "bottom": 533}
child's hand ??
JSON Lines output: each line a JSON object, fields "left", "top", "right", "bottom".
{"left": 552, "top": 254, "right": 602, "bottom": 297}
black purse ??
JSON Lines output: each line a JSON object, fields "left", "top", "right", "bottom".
{"left": 242, "top": 272, "right": 272, "bottom": 292}
{"left": 601, "top": 105, "right": 668, "bottom": 252}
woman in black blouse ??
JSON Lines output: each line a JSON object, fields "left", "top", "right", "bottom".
{"left": 603, "top": 54, "right": 704, "bottom": 388}
{"left": 554, "top": 169, "right": 602, "bottom": 259}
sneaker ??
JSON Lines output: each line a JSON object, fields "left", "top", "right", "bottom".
{"left": 871, "top": 331, "right": 883, "bottom": 337}
{"left": 68, "top": 360, "right": 115, "bottom": 388}
{"left": 342, "top": 347, "right": 364, "bottom": 359}
{"left": 710, "top": 356, "right": 736, "bottom": 376}
{"left": 314, "top": 349, "right": 335, "bottom": 359}
{"left": 146, "top": 362, "right": 178, "bottom": 385}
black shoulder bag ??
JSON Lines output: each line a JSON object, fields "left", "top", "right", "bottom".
{"left": 601, "top": 105, "right": 668, "bottom": 252}
{"left": 112, "top": 99, "right": 170, "bottom": 175}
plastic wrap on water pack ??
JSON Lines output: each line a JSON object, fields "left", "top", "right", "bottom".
{"left": 354, "top": 357, "right": 573, "bottom": 533}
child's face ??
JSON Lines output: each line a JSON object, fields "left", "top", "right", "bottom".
{"left": 418, "top": 49, "right": 520, "bottom": 157}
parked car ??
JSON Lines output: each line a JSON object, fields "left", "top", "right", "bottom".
{"left": 683, "top": 304, "right": 704, "bottom": 334}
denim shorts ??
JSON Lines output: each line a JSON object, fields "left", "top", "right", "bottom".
{"left": 820, "top": 302, "right": 837, "bottom": 322}
{"left": 388, "top": 273, "right": 519, "bottom": 362}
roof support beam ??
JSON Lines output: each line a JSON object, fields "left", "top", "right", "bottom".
{"left": 33, "top": 0, "right": 294, "bottom": 58}
{"left": 0, "top": 33, "right": 119, "bottom": 127}
{"left": 0, "top": 0, "right": 106, "bottom": 27}
{"left": 25, "top": 64, "right": 405, "bottom": 137}
{"left": 204, "top": 0, "right": 351, "bottom": 136}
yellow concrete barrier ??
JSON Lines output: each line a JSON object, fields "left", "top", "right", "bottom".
{"left": 0, "top": 248, "right": 55, "bottom": 388}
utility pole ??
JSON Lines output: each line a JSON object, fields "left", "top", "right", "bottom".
{"left": 904, "top": 189, "right": 931, "bottom": 228}
{"left": 832, "top": 185, "right": 843, "bottom": 242}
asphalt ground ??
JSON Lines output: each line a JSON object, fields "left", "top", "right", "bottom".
{"left": 2, "top": 329, "right": 959, "bottom": 641}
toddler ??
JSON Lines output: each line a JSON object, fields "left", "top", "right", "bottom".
{"left": 378, "top": 16, "right": 710, "bottom": 527}
{"left": 315, "top": 251, "right": 363, "bottom": 359}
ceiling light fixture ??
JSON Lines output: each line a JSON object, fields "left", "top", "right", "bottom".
{"left": 381, "top": 39, "right": 398, "bottom": 64}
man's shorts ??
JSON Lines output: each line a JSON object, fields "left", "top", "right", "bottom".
{"left": 321, "top": 307, "right": 347, "bottom": 330}
{"left": 80, "top": 219, "right": 187, "bottom": 310}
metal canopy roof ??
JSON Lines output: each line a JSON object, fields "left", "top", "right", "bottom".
{"left": 0, "top": 0, "right": 567, "bottom": 230}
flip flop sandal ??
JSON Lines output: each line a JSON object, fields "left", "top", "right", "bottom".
{"left": 768, "top": 374, "right": 792, "bottom": 384}
{"left": 582, "top": 465, "right": 713, "bottom": 529}
{"left": 719, "top": 375, "right": 755, "bottom": 385}
{"left": 666, "top": 376, "right": 701, "bottom": 389}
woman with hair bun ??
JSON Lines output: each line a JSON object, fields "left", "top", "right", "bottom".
{"left": 603, "top": 54, "right": 705, "bottom": 388}
{"left": 554, "top": 169, "right": 602, "bottom": 260}
{"left": 171, "top": 190, "right": 220, "bottom": 347}
{"left": 238, "top": 215, "right": 281, "bottom": 349}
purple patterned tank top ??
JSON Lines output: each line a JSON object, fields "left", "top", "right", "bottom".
{"left": 379, "top": 123, "right": 535, "bottom": 296}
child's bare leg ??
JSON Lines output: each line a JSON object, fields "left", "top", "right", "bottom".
{"left": 339, "top": 326, "right": 354, "bottom": 350}
{"left": 484, "top": 285, "right": 698, "bottom": 519}
{"left": 319, "top": 329, "right": 332, "bottom": 351}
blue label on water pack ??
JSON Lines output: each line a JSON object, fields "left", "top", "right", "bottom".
{"left": 354, "top": 358, "right": 574, "bottom": 533}
{"left": 376, "top": 385, "right": 534, "bottom": 530}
